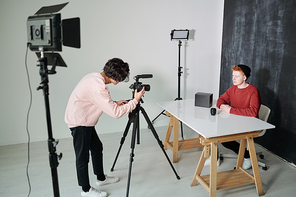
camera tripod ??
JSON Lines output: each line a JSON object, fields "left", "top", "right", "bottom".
{"left": 111, "top": 100, "right": 180, "bottom": 197}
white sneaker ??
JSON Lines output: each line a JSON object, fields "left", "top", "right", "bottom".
{"left": 204, "top": 156, "right": 221, "bottom": 167}
{"left": 242, "top": 158, "right": 252, "bottom": 170}
{"left": 96, "top": 175, "right": 120, "bottom": 186}
{"left": 81, "top": 187, "right": 108, "bottom": 197}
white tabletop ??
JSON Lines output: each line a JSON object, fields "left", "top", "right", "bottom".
{"left": 158, "top": 99, "right": 275, "bottom": 138}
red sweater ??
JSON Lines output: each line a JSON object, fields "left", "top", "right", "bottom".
{"left": 216, "top": 84, "right": 261, "bottom": 117}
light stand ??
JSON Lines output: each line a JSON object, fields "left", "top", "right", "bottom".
{"left": 27, "top": 3, "right": 81, "bottom": 197}
{"left": 36, "top": 52, "right": 66, "bottom": 197}
{"left": 151, "top": 29, "right": 189, "bottom": 139}
{"left": 111, "top": 88, "right": 180, "bottom": 197}
{"left": 26, "top": 3, "right": 80, "bottom": 195}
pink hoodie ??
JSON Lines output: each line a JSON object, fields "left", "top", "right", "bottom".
{"left": 65, "top": 72, "right": 138, "bottom": 128}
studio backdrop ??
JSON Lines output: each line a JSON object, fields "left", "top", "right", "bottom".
{"left": 220, "top": 0, "right": 296, "bottom": 164}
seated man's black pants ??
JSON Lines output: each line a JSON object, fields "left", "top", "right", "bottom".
{"left": 221, "top": 141, "right": 250, "bottom": 158}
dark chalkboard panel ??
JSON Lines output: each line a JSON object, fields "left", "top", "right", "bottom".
{"left": 220, "top": 0, "right": 296, "bottom": 164}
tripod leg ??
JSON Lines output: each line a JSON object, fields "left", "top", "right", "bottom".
{"left": 137, "top": 111, "right": 140, "bottom": 144}
{"left": 111, "top": 121, "right": 132, "bottom": 172}
{"left": 139, "top": 107, "right": 180, "bottom": 180}
{"left": 126, "top": 114, "right": 139, "bottom": 197}
{"left": 151, "top": 109, "right": 166, "bottom": 124}
{"left": 180, "top": 121, "right": 184, "bottom": 140}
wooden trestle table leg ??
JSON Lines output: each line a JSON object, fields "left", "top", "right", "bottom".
{"left": 163, "top": 114, "right": 173, "bottom": 150}
{"left": 172, "top": 115, "right": 179, "bottom": 163}
{"left": 163, "top": 112, "right": 180, "bottom": 163}
{"left": 247, "top": 137, "right": 264, "bottom": 196}
{"left": 191, "top": 146, "right": 207, "bottom": 186}
{"left": 236, "top": 139, "right": 247, "bottom": 169}
{"left": 209, "top": 141, "right": 218, "bottom": 197}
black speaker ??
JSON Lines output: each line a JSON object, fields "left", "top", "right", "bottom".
{"left": 195, "top": 92, "right": 213, "bottom": 108}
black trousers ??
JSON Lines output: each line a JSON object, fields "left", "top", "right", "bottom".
{"left": 71, "top": 126, "right": 105, "bottom": 187}
{"left": 221, "top": 141, "right": 250, "bottom": 158}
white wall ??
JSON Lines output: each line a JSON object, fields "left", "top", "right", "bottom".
{"left": 0, "top": 0, "right": 224, "bottom": 145}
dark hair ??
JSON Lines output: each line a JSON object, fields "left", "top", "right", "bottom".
{"left": 103, "top": 58, "right": 130, "bottom": 82}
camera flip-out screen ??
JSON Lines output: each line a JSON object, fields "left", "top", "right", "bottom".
{"left": 170, "top": 29, "right": 189, "bottom": 40}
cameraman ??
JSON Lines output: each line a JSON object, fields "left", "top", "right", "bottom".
{"left": 65, "top": 58, "right": 145, "bottom": 197}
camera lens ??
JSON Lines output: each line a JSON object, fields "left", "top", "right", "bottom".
{"left": 143, "top": 85, "right": 150, "bottom": 91}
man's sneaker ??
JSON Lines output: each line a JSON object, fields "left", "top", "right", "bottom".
{"left": 242, "top": 158, "right": 252, "bottom": 170}
{"left": 204, "top": 156, "right": 221, "bottom": 167}
{"left": 96, "top": 175, "right": 120, "bottom": 186}
{"left": 81, "top": 187, "right": 107, "bottom": 197}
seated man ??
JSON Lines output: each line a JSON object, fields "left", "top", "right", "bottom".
{"left": 216, "top": 64, "right": 261, "bottom": 169}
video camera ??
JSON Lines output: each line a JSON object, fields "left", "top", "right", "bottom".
{"left": 129, "top": 74, "right": 153, "bottom": 92}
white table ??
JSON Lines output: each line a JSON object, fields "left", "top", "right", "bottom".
{"left": 158, "top": 99, "right": 275, "bottom": 197}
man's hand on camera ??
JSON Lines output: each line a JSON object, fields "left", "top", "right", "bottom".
{"left": 116, "top": 100, "right": 128, "bottom": 106}
{"left": 134, "top": 87, "right": 145, "bottom": 102}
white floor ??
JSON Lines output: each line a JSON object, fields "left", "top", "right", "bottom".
{"left": 1, "top": 125, "right": 296, "bottom": 197}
